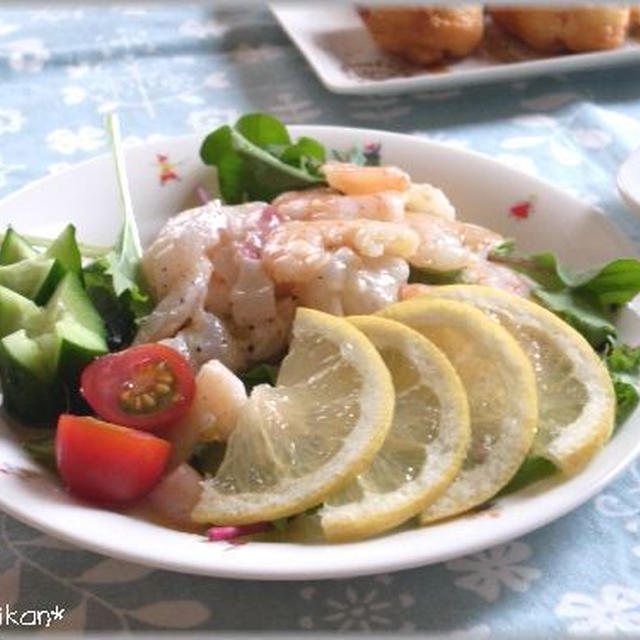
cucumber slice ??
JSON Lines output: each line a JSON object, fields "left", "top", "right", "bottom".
{"left": 0, "top": 330, "right": 64, "bottom": 424}
{"left": 0, "top": 227, "right": 38, "bottom": 265}
{"left": 0, "top": 273, "right": 108, "bottom": 425}
{"left": 45, "top": 272, "right": 106, "bottom": 337}
{"left": 44, "top": 224, "right": 83, "bottom": 284}
{"left": 0, "top": 224, "right": 83, "bottom": 304}
{"left": 0, "top": 257, "right": 66, "bottom": 305}
{"left": 53, "top": 319, "right": 108, "bottom": 385}
{"left": 0, "top": 285, "right": 41, "bottom": 338}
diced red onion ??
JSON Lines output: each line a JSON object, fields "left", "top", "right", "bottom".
{"left": 195, "top": 185, "right": 211, "bottom": 205}
{"left": 207, "top": 521, "right": 272, "bottom": 541}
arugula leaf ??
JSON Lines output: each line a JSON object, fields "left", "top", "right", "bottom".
{"left": 235, "top": 112, "right": 291, "bottom": 149}
{"left": 190, "top": 441, "right": 227, "bottom": 476}
{"left": 103, "top": 113, "right": 146, "bottom": 299}
{"left": 604, "top": 341, "right": 640, "bottom": 427}
{"left": 82, "top": 114, "right": 152, "bottom": 350}
{"left": 533, "top": 288, "right": 616, "bottom": 348}
{"left": 498, "top": 456, "right": 557, "bottom": 496}
{"left": 489, "top": 238, "right": 516, "bottom": 259}
{"left": 271, "top": 517, "right": 290, "bottom": 532}
{"left": 239, "top": 362, "right": 280, "bottom": 393}
{"left": 490, "top": 247, "right": 640, "bottom": 348}
{"left": 83, "top": 260, "right": 151, "bottom": 350}
{"left": 23, "top": 434, "right": 57, "bottom": 474}
{"left": 279, "top": 137, "right": 326, "bottom": 177}
{"left": 408, "top": 265, "right": 463, "bottom": 286}
{"left": 573, "top": 259, "right": 640, "bottom": 306}
{"left": 200, "top": 113, "right": 325, "bottom": 204}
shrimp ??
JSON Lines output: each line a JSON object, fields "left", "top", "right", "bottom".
{"left": 294, "top": 248, "right": 410, "bottom": 316}
{"left": 136, "top": 201, "right": 281, "bottom": 360}
{"left": 274, "top": 165, "right": 457, "bottom": 226}
{"left": 136, "top": 201, "right": 225, "bottom": 344}
{"left": 164, "top": 358, "right": 248, "bottom": 470}
{"left": 203, "top": 204, "right": 281, "bottom": 317}
{"left": 229, "top": 255, "right": 279, "bottom": 329}
{"left": 406, "top": 212, "right": 471, "bottom": 272}
{"left": 404, "top": 183, "right": 457, "bottom": 220}
{"left": 406, "top": 212, "right": 503, "bottom": 271}
{"left": 242, "top": 295, "right": 296, "bottom": 364}
{"left": 404, "top": 211, "right": 531, "bottom": 296}
{"left": 262, "top": 219, "right": 419, "bottom": 284}
{"left": 137, "top": 161, "right": 532, "bottom": 377}
{"left": 177, "top": 308, "right": 246, "bottom": 371}
{"left": 143, "top": 463, "right": 203, "bottom": 530}
{"left": 272, "top": 187, "right": 406, "bottom": 223}
{"left": 134, "top": 256, "right": 211, "bottom": 344}
{"left": 141, "top": 201, "right": 226, "bottom": 300}
{"left": 460, "top": 257, "right": 531, "bottom": 297}
{"left": 322, "top": 162, "right": 411, "bottom": 195}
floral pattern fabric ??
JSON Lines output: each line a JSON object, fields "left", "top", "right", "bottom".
{"left": 1, "top": 4, "right": 640, "bottom": 637}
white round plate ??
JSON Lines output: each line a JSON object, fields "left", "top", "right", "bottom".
{"left": 0, "top": 126, "right": 638, "bottom": 580}
{"left": 618, "top": 146, "right": 640, "bottom": 215}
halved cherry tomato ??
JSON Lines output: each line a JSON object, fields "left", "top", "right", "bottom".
{"left": 56, "top": 414, "right": 171, "bottom": 504}
{"left": 80, "top": 343, "right": 195, "bottom": 432}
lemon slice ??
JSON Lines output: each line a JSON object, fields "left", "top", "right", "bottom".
{"left": 319, "top": 315, "right": 470, "bottom": 542}
{"left": 425, "top": 285, "right": 615, "bottom": 474}
{"left": 378, "top": 298, "right": 538, "bottom": 523}
{"left": 191, "top": 308, "right": 394, "bottom": 525}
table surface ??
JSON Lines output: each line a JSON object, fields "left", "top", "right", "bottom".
{"left": 1, "top": 4, "right": 640, "bottom": 637}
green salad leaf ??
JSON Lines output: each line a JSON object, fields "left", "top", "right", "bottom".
{"left": 23, "top": 434, "right": 57, "bottom": 474}
{"left": 100, "top": 113, "right": 147, "bottom": 299}
{"left": 80, "top": 114, "right": 151, "bottom": 350}
{"left": 239, "top": 362, "right": 280, "bottom": 393}
{"left": 200, "top": 113, "right": 326, "bottom": 203}
{"left": 490, "top": 243, "right": 640, "bottom": 348}
{"left": 604, "top": 341, "right": 640, "bottom": 427}
{"left": 408, "top": 266, "right": 463, "bottom": 286}
{"left": 498, "top": 456, "right": 558, "bottom": 496}
{"left": 190, "top": 441, "right": 227, "bottom": 476}
{"left": 200, "top": 113, "right": 383, "bottom": 203}
{"left": 83, "top": 260, "right": 151, "bottom": 351}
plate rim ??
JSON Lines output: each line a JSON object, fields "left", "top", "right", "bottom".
{"left": 0, "top": 125, "right": 638, "bottom": 580}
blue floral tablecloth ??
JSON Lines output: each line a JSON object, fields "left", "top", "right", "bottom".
{"left": 1, "top": 4, "right": 640, "bottom": 637}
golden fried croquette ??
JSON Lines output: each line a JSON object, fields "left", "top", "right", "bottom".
{"left": 490, "top": 6, "right": 631, "bottom": 53}
{"left": 359, "top": 6, "right": 485, "bottom": 66}
{"left": 631, "top": 5, "right": 640, "bottom": 28}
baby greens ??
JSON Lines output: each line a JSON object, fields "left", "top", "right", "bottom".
{"left": 200, "top": 113, "right": 383, "bottom": 204}
{"left": 490, "top": 243, "right": 640, "bottom": 349}
{"left": 83, "top": 114, "right": 151, "bottom": 350}
{"left": 200, "top": 113, "right": 326, "bottom": 203}
{"left": 239, "top": 362, "right": 280, "bottom": 393}
{"left": 604, "top": 341, "right": 640, "bottom": 428}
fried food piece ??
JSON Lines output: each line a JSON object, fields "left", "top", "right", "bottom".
{"left": 631, "top": 5, "right": 640, "bottom": 29}
{"left": 490, "top": 6, "right": 631, "bottom": 53}
{"left": 359, "top": 6, "right": 485, "bottom": 66}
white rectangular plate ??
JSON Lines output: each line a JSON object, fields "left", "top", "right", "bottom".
{"left": 271, "top": 4, "right": 640, "bottom": 95}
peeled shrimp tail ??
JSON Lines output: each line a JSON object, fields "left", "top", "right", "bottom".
{"left": 322, "top": 162, "right": 411, "bottom": 195}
